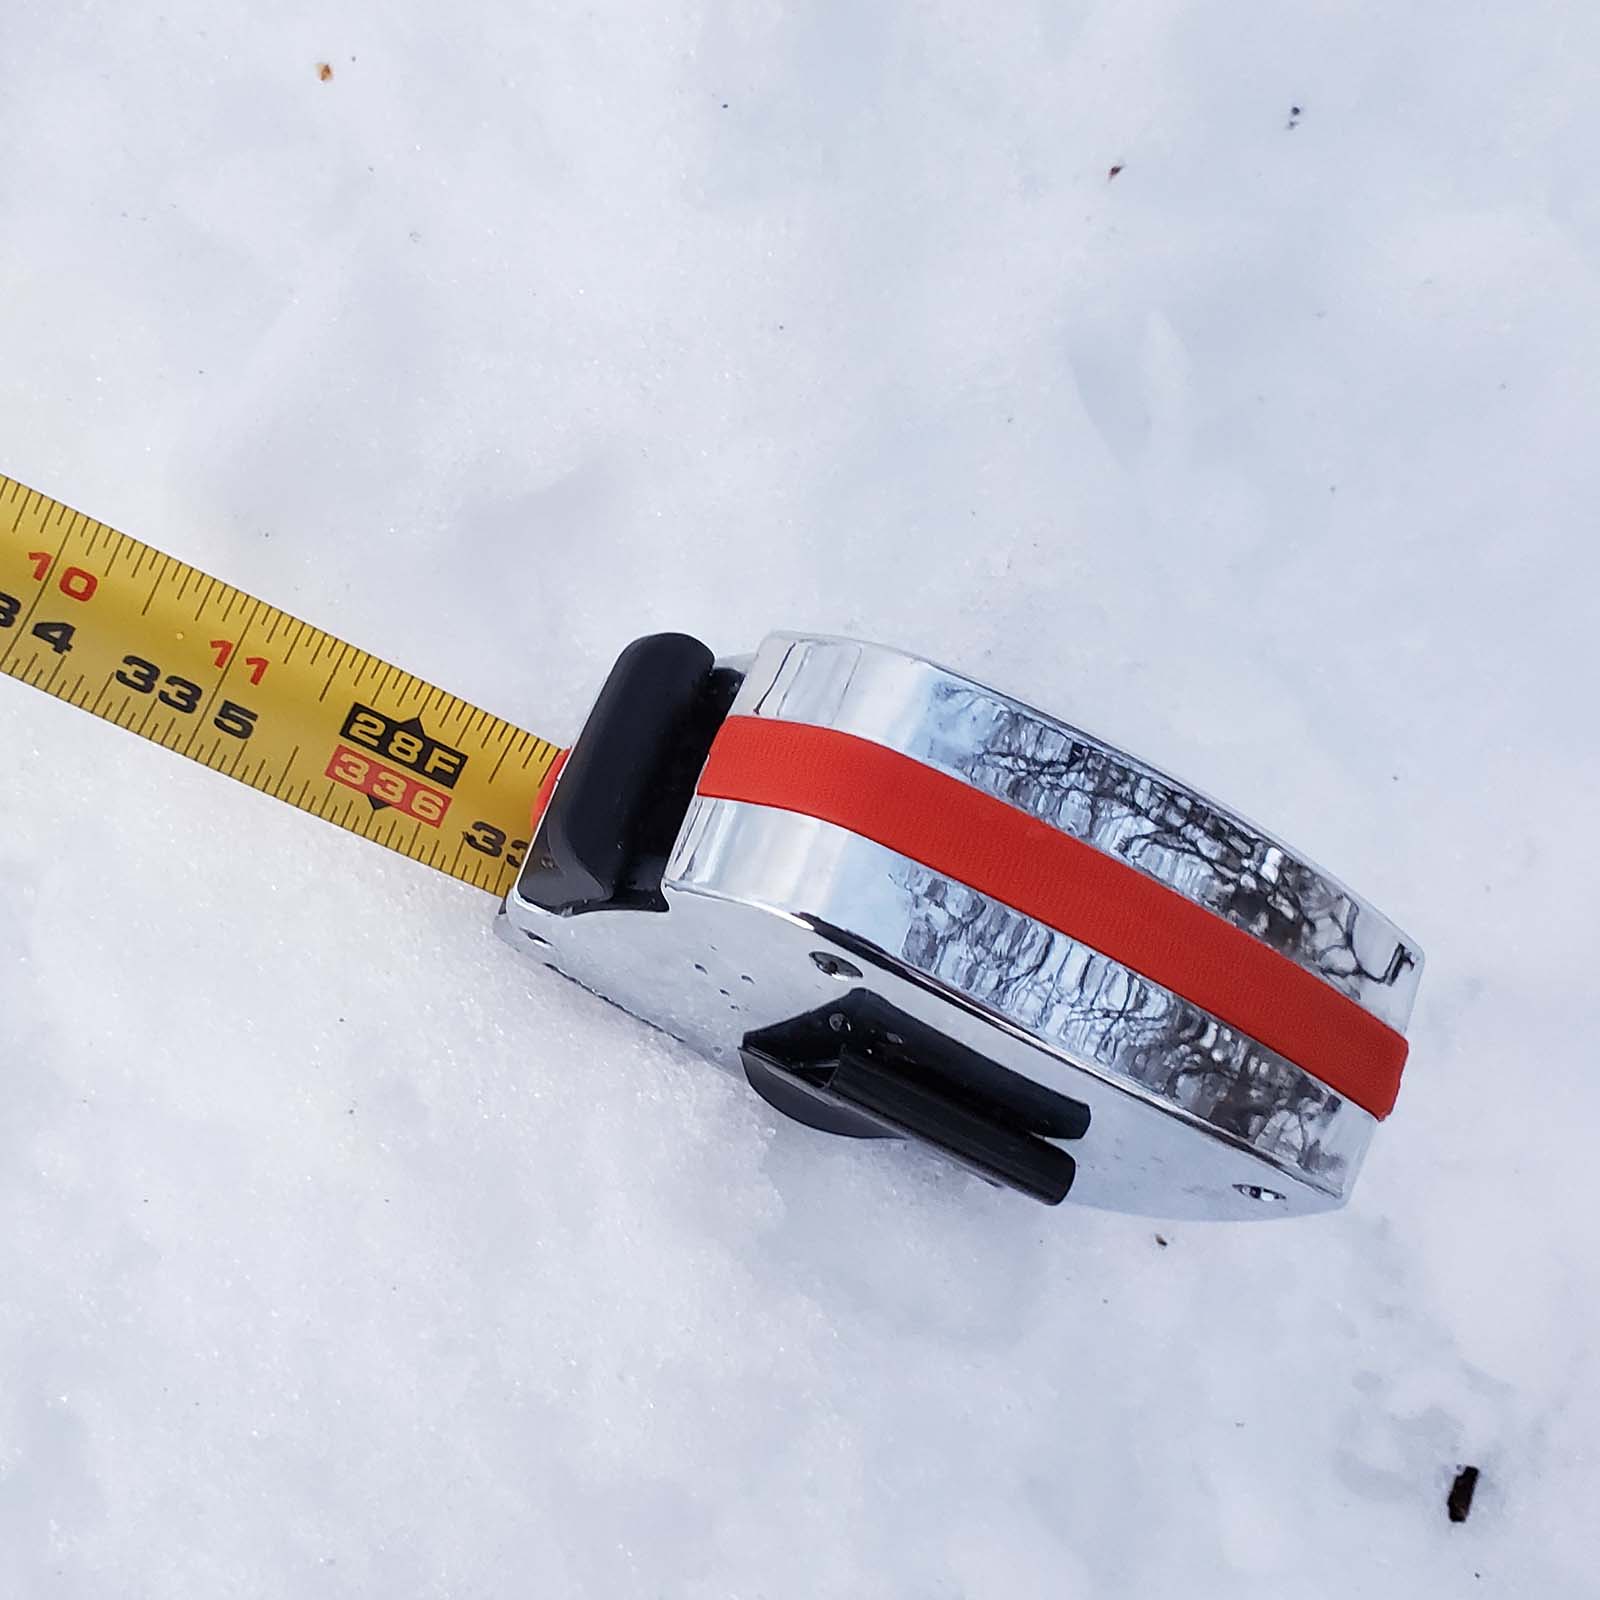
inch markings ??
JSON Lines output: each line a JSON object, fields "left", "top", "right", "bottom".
{"left": 0, "top": 472, "right": 560, "bottom": 898}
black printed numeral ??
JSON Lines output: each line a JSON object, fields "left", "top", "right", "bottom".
{"left": 213, "top": 701, "right": 257, "bottom": 739}
{"left": 0, "top": 590, "right": 76, "bottom": 655}
{"left": 114, "top": 654, "right": 258, "bottom": 740}
{"left": 115, "top": 655, "right": 159, "bottom": 692}
{"left": 158, "top": 675, "right": 202, "bottom": 713}
{"left": 463, "top": 821, "right": 526, "bottom": 870}
{"left": 30, "top": 620, "right": 75, "bottom": 654}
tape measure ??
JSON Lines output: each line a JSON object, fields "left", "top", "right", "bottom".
{"left": 3, "top": 469, "right": 1424, "bottom": 1216}
{"left": 1, "top": 471, "right": 560, "bottom": 897}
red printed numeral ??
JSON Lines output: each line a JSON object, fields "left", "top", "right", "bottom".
{"left": 210, "top": 639, "right": 268, "bottom": 683}
{"left": 27, "top": 552, "right": 98, "bottom": 601}
{"left": 324, "top": 745, "right": 450, "bottom": 826}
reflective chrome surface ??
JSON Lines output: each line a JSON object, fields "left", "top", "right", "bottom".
{"left": 673, "top": 800, "right": 1377, "bottom": 1206}
{"left": 738, "top": 635, "right": 1423, "bottom": 1031}
{"left": 502, "top": 631, "right": 1423, "bottom": 1219}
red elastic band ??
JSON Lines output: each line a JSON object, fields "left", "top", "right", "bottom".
{"left": 529, "top": 749, "right": 569, "bottom": 834}
{"left": 697, "top": 716, "right": 1407, "bottom": 1118}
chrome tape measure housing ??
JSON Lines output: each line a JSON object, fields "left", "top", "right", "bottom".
{"left": 2, "top": 474, "right": 1420, "bottom": 1220}
{"left": 501, "top": 633, "right": 1423, "bottom": 1218}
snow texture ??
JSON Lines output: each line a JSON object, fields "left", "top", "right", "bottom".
{"left": 2, "top": 3, "right": 1597, "bottom": 1595}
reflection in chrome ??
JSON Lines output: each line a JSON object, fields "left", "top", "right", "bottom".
{"left": 659, "top": 796, "right": 1380, "bottom": 1207}
{"left": 933, "top": 684, "right": 1414, "bottom": 1018}
{"left": 900, "top": 864, "right": 1358, "bottom": 1190}
{"left": 738, "top": 635, "right": 1423, "bottom": 1032}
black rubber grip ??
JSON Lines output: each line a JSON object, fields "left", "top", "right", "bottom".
{"left": 517, "top": 633, "right": 738, "bottom": 916}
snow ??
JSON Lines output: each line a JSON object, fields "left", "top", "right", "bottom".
{"left": 2, "top": 1, "right": 1598, "bottom": 1593}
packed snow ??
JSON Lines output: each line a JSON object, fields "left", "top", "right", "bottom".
{"left": 3, "top": 2, "right": 1598, "bottom": 1594}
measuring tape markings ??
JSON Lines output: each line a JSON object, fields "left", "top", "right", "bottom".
{"left": 1, "top": 473, "right": 560, "bottom": 897}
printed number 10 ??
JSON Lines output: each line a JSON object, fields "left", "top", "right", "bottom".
{"left": 26, "top": 552, "right": 98, "bottom": 602}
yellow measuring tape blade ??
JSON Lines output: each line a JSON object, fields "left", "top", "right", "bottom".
{"left": 1, "top": 472, "right": 560, "bottom": 897}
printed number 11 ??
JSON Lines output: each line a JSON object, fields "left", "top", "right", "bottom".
{"left": 210, "top": 639, "right": 268, "bottom": 684}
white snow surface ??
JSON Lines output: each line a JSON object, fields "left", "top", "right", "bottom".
{"left": 2, "top": 3, "right": 1598, "bottom": 1595}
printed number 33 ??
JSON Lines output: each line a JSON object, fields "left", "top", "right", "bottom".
{"left": 463, "top": 821, "right": 525, "bottom": 868}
